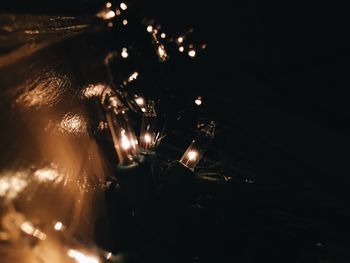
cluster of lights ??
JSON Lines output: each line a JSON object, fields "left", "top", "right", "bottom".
{"left": 97, "top": 1, "right": 129, "bottom": 29}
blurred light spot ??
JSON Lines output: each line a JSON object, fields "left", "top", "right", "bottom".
{"left": 106, "top": 2, "right": 112, "bottom": 8}
{"left": 59, "top": 113, "right": 87, "bottom": 135}
{"left": 195, "top": 97, "right": 202, "bottom": 106}
{"left": 121, "top": 130, "right": 131, "bottom": 150}
{"left": 201, "top": 43, "right": 207, "bottom": 49}
{"left": 135, "top": 96, "right": 145, "bottom": 107}
{"left": 157, "top": 45, "right": 168, "bottom": 61}
{"left": 177, "top": 36, "right": 184, "bottom": 43}
{"left": 115, "top": 9, "right": 121, "bottom": 15}
{"left": 120, "top": 2, "right": 128, "bottom": 10}
{"left": 128, "top": 71, "right": 139, "bottom": 82}
{"left": 34, "top": 167, "right": 62, "bottom": 183}
{"left": 123, "top": 19, "right": 128, "bottom": 25}
{"left": 82, "top": 84, "right": 106, "bottom": 98}
{"left": 179, "top": 46, "right": 184, "bottom": 52}
{"left": 107, "top": 22, "right": 113, "bottom": 27}
{"left": 141, "top": 108, "right": 146, "bottom": 112}
{"left": 160, "top": 33, "right": 166, "bottom": 38}
{"left": 0, "top": 171, "right": 28, "bottom": 200}
{"left": 54, "top": 221, "right": 64, "bottom": 231}
{"left": 67, "top": 249, "right": 99, "bottom": 263}
{"left": 20, "top": 222, "right": 35, "bottom": 235}
{"left": 147, "top": 25, "right": 153, "bottom": 32}
{"left": 121, "top": 47, "right": 128, "bottom": 58}
{"left": 188, "top": 49, "right": 196, "bottom": 57}
{"left": 189, "top": 44, "right": 194, "bottom": 48}
{"left": 187, "top": 150, "right": 198, "bottom": 161}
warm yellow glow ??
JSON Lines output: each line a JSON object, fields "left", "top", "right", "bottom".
{"left": 106, "top": 2, "right": 112, "bottom": 8}
{"left": 157, "top": 45, "right": 167, "bottom": 60}
{"left": 116, "top": 9, "right": 121, "bottom": 15}
{"left": 188, "top": 49, "right": 196, "bottom": 57}
{"left": 128, "top": 71, "right": 139, "bottom": 82}
{"left": 54, "top": 221, "right": 63, "bottom": 231}
{"left": 105, "top": 10, "right": 115, "bottom": 19}
{"left": 59, "top": 113, "right": 87, "bottom": 135}
{"left": 147, "top": 25, "right": 153, "bottom": 32}
{"left": 0, "top": 171, "right": 28, "bottom": 200}
{"left": 82, "top": 84, "right": 105, "bottom": 98}
{"left": 20, "top": 222, "right": 35, "bottom": 235}
{"left": 160, "top": 33, "right": 166, "bottom": 38}
{"left": 141, "top": 107, "right": 146, "bottom": 112}
{"left": 121, "top": 130, "right": 131, "bottom": 150}
{"left": 195, "top": 97, "right": 202, "bottom": 106}
{"left": 34, "top": 167, "right": 61, "bottom": 183}
{"left": 187, "top": 150, "right": 198, "bottom": 161}
{"left": 123, "top": 19, "right": 128, "bottom": 25}
{"left": 135, "top": 96, "right": 145, "bottom": 106}
{"left": 177, "top": 36, "right": 184, "bottom": 43}
{"left": 120, "top": 2, "right": 128, "bottom": 10}
{"left": 179, "top": 46, "right": 184, "bottom": 52}
{"left": 121, "top": 47, "right": 128, "bottom": 58}
{"left": 67, "top": 249, "right": 100, "bottom": 263}
{"left": 144, "top": 133, "right": 152, "bottom": 143}
{"left": 33, "top": 229, "right": 47, "bottom": 240}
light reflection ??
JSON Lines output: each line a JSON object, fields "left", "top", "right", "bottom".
{"left": 20, "top": 221, "right": 47, "bottom": 240}
{"left": 67, "top": 249, "right": 100, "bottom": 263}
{"left": 0, "top": 171, "right": 28, "bottom": 200}
{"left": 59, "top": 113, "right": 87, "bottom": 135}
{"left": 120, "top": 130, "right": 131, "bottom": 150}
{"left": 34, "top": 167, "right": 62, "bottom": 183}
{"left": 82, "top": 84, "right": 106, "bottom": 99}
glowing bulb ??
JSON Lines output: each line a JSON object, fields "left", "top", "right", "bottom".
{"left": 121, "top": 47, "right": 128, "bottom": 58}
{"left": 134, "top": 96, "right": 145, "bottom": 107}
{"left": 179, "top": 46, "right": 184, "bottom": 52}
{"left": 160, "top": 33, "right": 166, "bottom": 38}
{"left": 188, "top": 49, "right": 196, "bottom": 58}
{"left": 116, "top": 9, "right": 121, "bottom": 15}
{"left": 147, "top": 25, "right": 153, "bottom": 32}
{"left": 157, "top": 44, "right": 168, "bottom": 61}
{"left": 102, "top": 87, "right": 139, "bottom": 166}
{"left": 123, "top": 19, "right": 128, "bottom": 25}
{"left": 180, "top": 121, "right": 216, "bottom": 170}
{"left": 106, "top": 2, "right": 112, "bottom": 8}
{"left": 195, "top": 96, "right": 202, "bottom": 106}
{"left": 139, "top": 100, "right": 158, "bottom": 153}
{"left": 177, "top": 36, "right": 184, "bottom": 43}
{"left": 67, "top": 249, "right": 100, "bottom": 263}
{"left": 107, "top": 22, "right": 113, "bottom": 27}
{"left": 120, "top": 2, "right": 128, "bottom": 10}
{"left": 54, "top": 221, "right": 64, "bottom": 231}
{"left": 128, "top": 71, "right": 139, "bottom": 82}
{"left": 106, "top": 10, "right": 115, "bottom": 19}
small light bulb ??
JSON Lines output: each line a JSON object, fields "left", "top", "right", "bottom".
{"left": 107, "top": 22, "right": 113, "bottom": 27}
{"left": 115, "top": 9, "right": 121, "bottom": 15}
{"left": 123, "top": 19, "right": 128, "bottom": 25}
{"left": 177, "top": 36, "right": 184, "bottom": 43}
{"left": 134, "top": 96, "right": 145, "bottom": 107}
{"left": 106, "top": 2, "right": 112, "bottom": 8}
{"left": 160, "top": 33, "right": 166, "bottom": 38}
{"left": 180, "top": 121, "right": 216, "bottom": 170}
{"left": 195, "top": 96, "right": 202, "bottom": 106}
{"left": 179, "top": 46, "right": 184, "bottom": 52}
{"left": 54, "top": 221, "right": 64, "bottom": 231}
{"left": 139, "top": 100, "right": 158, "bottom": 153}
{"left": 121, "top": 47, "right": 128, "bottom": 58}
{"left": 120, "top": 2, "right": 128, "bottom": 10}
{"left": 188, "top": 49, "right": 196, "bottom": 58}
{"left": 147, "top": 25, "right": 153, "bottom": 32}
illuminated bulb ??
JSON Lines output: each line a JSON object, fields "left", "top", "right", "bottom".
{"left": 106, "top": 2, "right": 112, "bottom": 8}
{"left": 157, "top": 44, "right": 168, "bottom": 61}
{"left": 123, "top": 19, "right": 128, "bottom": 25}
{"left": 67, "top": 249, "right": 99, "bottom": 263}
{"left": 128, "top": 71, "right": 139, "bottom": 82}
{"left": 120, "top": 2, "right": 128, "bottom": 10}
{"left": 106, "top": 10, "right": 115, "bottom": 19}
{"left": 134, "top": 96, "right": 145, "bottom": 107}
{"left": 116, "top": 9, "right": 121, "bottom": 15}
{"left": 121, "top": 47, "right": 128, "bottom": 58}
{"left": 102, "top": 88, "right": 139, "bottom": 166}
{"left": 179, "top": 46, "right": 184, "bottom": 52}
{"left": 139, "top": 100, "right": 158, "bottom": 153}
{"left": 160, "top": 33, "right": 166, "bottom": 38}
{"left": 177, "top": 36, "right": 184, "bottom": 43}
{"left": 188, "top": 49, "right": 196, "bottom": 58}
{"left": 147, "top": 25, "right": 153, "bottom": 32}
{"left": 180, "top": 121, "right": 216, "bottom": 170}
{"left": 54, "top": 221, "right": 64, "bottom": 231}
{"left": 107, "top": 22, "right": 113, "bottom": 27}
{"left": 194, "top": 96, "right": 202, "bottom": 106}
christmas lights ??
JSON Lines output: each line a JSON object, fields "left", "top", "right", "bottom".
{"left": 180, "top": 121, "right": 216, "bottom": 170}
{"left": 139, "top": 100, "right": 158, "bottom": 154}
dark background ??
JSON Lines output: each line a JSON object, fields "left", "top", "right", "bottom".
{"left": 1, "top": 0, "right": 350, "bottom": 262}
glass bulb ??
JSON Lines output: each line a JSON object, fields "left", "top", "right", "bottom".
{"left": 139, "top": 100, "right": 157, "bottom": 154}
{"left": 180, "top": 121, "right": 216, "bottom": 170}
{"left": 102, "top": 88, "right": 139, "bottom": 166}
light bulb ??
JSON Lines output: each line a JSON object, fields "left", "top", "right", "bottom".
{"left": 102, "top": 88, "right": 139, "bottom": 166}
{"left": 180, "top": 121, "right": 216, "bottom": 170}
{"left": 139, "top": 100, "right": 158, "bottom": 154}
